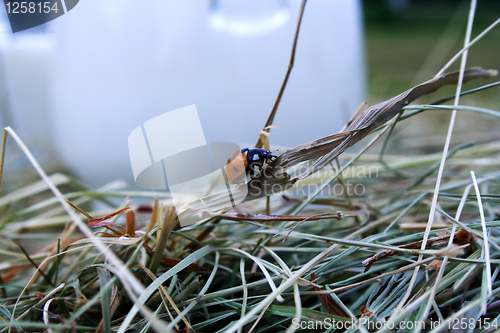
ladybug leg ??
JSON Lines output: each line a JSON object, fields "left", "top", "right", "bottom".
{"left": 251, "top": 164, "right": 263, "bottom": 178}
{"left": 248, "top": 161, "right": 264, "bottom": 179}
{"left": 262, "top": 165, "right": 277, "bottom": 179}
{"left": 260, "top": 155, "right": 277, "bottom": 179}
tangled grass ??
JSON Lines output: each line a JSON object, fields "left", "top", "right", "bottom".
{"left": 0, "top": 1, "right": 500, "bottom": 333}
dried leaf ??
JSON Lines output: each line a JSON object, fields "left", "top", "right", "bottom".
{"left": 359, "top": 305, "right": 374, "bottom": 317}
{"left": 362, "top": 228, "right": 472, "bottom": 268}
{"left": 87, "top": 220, "right": 126, "bottom": 230}
{"left": 221, "top": 212, "right": 344, "bottom": 222}
{"left": 298, "top": 67, "right": 498, "bottom": 179}
{"left": 142, "top": 244, "right": 210, "bottom": 272}
{"left": 96, "top": 283, "right": 119, "bottom": 333}
{"left": 427, "top": 259, "right": 447, "bottom": 271}
{"left": 455, "top": 228, "right": 472, "bottom": 244}
{"left": 135, "top": 204, "right": 153, "bottom": 213}
{"left": 311, "top": 273, "right": 349, "bottom": 318}
{"left": 125, "top": 210, "right": 136, "bottom": 237}
{"left": 88, "top": 207, "right": 130, "bottom": 230}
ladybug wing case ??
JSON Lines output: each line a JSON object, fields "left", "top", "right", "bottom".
{"left": 225, "top": 150, "right": 248, "bottom": 184}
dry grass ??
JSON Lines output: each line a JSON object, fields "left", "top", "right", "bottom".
{"left": 0, "top": 1, "right": 500, "bottom": 333}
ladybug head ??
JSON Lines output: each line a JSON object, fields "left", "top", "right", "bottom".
{"left": 259, "top": 150, "right": 271, "bottom": 157}
{"left": 260, "top": 150, "right": 276, "bottom": 163}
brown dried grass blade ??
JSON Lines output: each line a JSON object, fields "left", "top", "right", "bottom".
{"left": 297, "top": 67, "right": 498, "bottom": 179}
{"left": 311, "top": 273, "right": 349, "bottom": 318}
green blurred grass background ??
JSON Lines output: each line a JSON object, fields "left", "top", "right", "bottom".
{"left": 363, "top": 0, "right": 500, "bottom": 153}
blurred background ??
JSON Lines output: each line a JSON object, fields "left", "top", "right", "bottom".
{"left": 0, "top": 0, "right": 499, "bottom": 191}
{"left": 364, "top": 0, "right": 500, "bottom": 157}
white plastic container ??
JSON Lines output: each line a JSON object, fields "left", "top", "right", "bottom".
{"left": 0, "top": 17, "right": 55, "bottom": 166}
{"left": 5, "top": 0, "right": 365, "bottom": 188}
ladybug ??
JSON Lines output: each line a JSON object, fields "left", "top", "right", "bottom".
{"left": 225, "top": 148, "right": 277, "bottom": 184}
